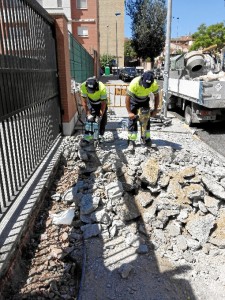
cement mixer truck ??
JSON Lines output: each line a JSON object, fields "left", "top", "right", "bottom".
{"left": 168, "top": 46, "right": 225, "bottom": 126}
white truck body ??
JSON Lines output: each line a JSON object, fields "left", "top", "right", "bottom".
{"left": 169, "top": 78, "right": 200, "bottom": 101}
{"left": 168, "top": 51, "right": 225, "bottom": 125}
{"left": 168, "top": 78, "right": 225, "bottom": 109}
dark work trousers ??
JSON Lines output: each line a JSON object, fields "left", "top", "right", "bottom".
{"left": 88, "top": 103, "right": 108, "bottom": 135}
{"left": 128, "top": 98, "right": 150, "bottom": 133}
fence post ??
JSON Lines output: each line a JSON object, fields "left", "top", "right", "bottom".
{"left": 51, "top": 13, "right": 78, "bottom": 136}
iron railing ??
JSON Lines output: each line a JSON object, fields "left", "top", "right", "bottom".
{"left": 0, "top": 0, "right": 61, "bottom": 218}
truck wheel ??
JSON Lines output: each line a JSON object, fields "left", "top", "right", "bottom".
{"left": 184, "top": 105, "right": 193, "bottom": 126}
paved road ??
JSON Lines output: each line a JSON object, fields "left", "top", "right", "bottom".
{"left": 170, "top": 108, "right": 225, "bottom": 158}
{"left": 194, "top": 122, "right": 225, "bottom": 157}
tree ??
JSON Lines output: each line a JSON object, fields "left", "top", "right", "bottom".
{"left": 125, "top": 0, "right": 167, "bottom": 64}
{"left": 190, "top": 23, "right": 225, "bottom": 51}
{"left": 124, "top": 39, "right": 137, "bottom": 59}
{"left": 100, "top": 54, "right": 116, "bottom": 68}
{"left": 124, "top": 39, "right": 139, "bottom": 66}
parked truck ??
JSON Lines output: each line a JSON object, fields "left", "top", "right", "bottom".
{"left": 168, "top": 46, "right": 225, "bottom": 126}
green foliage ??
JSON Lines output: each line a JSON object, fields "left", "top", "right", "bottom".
{"left": 100, "top": 54, "right": 115, "bottom": 68}
{"left": 190, "top": 23, "right": 225, "bottom": 50}
{"left": 124, "top": 39, "right": 137, "bottom": 58}
{"left": 125, "top": 0, "right": 167, "bottom": 62}
{"left": 176, "top": 49, "right": 183, "bottom": 55}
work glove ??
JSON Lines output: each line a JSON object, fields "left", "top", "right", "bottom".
{"left": 95, "top": 116, "right": 102, "bottom": 123}
{"left": 87, "top": 114, "right": 94, "bottom": 121}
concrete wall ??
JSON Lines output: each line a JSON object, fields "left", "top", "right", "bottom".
{"left": 37, "top": 0, "right": 72, "bottom": 31}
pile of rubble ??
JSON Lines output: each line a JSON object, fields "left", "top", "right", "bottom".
{"left": 6, "top": 126, "right": 225, "bottom": 299}
{"left": 194, "top": 70, "right": 225, "bottom": 82}
{"left": 61, "top": 130, "right": 225, "bottom": 298}
{"left": 61, "top": 131, "right": 225, "bottom": 254}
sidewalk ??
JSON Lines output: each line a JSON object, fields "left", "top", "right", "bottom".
{"left": 2, "top": 106, "right": 225, "bottom": 299}
{"left": 77, "top": 112, "right": 225, "bottom": 300}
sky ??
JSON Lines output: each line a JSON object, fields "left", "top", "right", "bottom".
{"left": 125, "top": 0, "right": 225, "bottom": 39}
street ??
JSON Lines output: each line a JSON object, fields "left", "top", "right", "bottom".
{"left": 169, "top": 108, "right": 225, "bottom": 157}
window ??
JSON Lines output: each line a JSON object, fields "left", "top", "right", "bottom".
{"left": 78, "top": 26, "right": 88, "bottom": 37}
{"left": 76, "top": 0, "right": 87, "bottom": 9}
{"left": 57, "top": 0, "right": 62, "bottom": 7}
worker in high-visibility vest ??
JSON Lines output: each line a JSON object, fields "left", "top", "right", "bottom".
{"left": 80, "top": 77, "right": 108, "bottom": 144}
{"left": 125, "top": 71, "right": 159, "bottom": 150}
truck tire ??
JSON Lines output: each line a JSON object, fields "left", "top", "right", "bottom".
{"left": 184, "top": 105, "right": 193, "bottom": 126}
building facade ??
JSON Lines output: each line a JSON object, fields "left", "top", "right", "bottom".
{"left": 71, "top": 0, "right": 99, "bottom": 60}
{"left": 37, "top": 0, "right": 125, "bottom": 73}
{"left": 37, "top": 0, "right": 72, "bottom": 31}
{"left": 98, "top": 0, "right": 124, "bottom": 68}
{"left": 170, "top": 36, "right": 193, "bottom": 54}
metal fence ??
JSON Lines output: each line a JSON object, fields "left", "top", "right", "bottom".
{"left": 106, "top": 84, "right": 128, "bottom": 107}
{"left": 0, "top": 0, "right": 61, "bottom": 219}
{"left": 69, "top": 31, "right": 94, "bottom": 84}
{"left": 106, "top": 83, "right": 163, "bottom": 108}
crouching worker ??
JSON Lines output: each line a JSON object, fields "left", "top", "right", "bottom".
{"left": 125, "top": 71, "right": 160, "bottom": 151}
{"left": 80, "top": 77, "right": 108, "bottom": 144}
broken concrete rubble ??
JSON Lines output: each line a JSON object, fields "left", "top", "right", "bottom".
{"left": 8, "top": 122, "right": 225, "bottom": 300}
{"left": 51, "top": 130, "right": 225, "bottom": 298}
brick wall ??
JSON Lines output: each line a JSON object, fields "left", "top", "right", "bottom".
{"left": 71, "top": 0, "right": 98, "bottom": 58}
{"left": 53, "top": 14, "right": 79, "bottom": 135}
{"left": 71, "top": 0, "right": 99, "bottom": 77}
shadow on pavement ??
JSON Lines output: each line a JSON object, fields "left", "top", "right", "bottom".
{"left": 78, "top": 127, "right": 196, "bottom": 300}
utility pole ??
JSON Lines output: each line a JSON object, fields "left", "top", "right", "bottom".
{"left": 173, "top": 16, "right": 179, "bottom": 53}
{"left": 176, "top": 17, "right": 180, "bottom": 52}
{"left": 162, "top": 0, "right": 172, "bottom": 118}
{"left": 115, "top": 12, "right": 121, "bottom": 78}
{"left": 107, "top": 25, "right": 109, "bottom": 64}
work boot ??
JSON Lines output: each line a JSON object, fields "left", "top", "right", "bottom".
{"left": 145, "top": 138, "right": 152, "bottom": 147}
{"left": 141, "top": 136, "right": 145, "bottom": 143}
{"left": 98, "top": 135, "right": 104, "bottom": 143}
{"left": 80, "top": 138, "right": 95, "bottom": 147}
{"left": 80, "top": 139, "right": 89, "bottom": 147}
{"left": 127, "top": 140, "right": 135, "bottom": 151}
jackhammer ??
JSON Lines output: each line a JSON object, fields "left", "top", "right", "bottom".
{"left": 84, "top": 115, "right": 101, "bottom": 147}
{"left": 136, "top": 107, "right": 151, "bottom": 144}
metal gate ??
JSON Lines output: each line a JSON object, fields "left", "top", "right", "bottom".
{"left": 106, "top": 83, "right": 163, "bottom": 109}
{"left": 0, "top": 0, "right": 61, "bottom": 219}
{"left": 106, "top": 84, "right": 128, "bottom": 107}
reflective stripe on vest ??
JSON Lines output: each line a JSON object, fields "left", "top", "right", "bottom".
{"left": 128, "top": 132, "right": 138, "bottom": 141}
{"left": 88, "top": 98, "right": 101, "bottom": 105}
{"left": 131, "top": 95, "right": 149, "bottom": 102}
{"left": 83, "top": 134, "right": 93, "bottom": 141}
{"left": 145, "top": 131, "right": 151, "bottom": 139}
